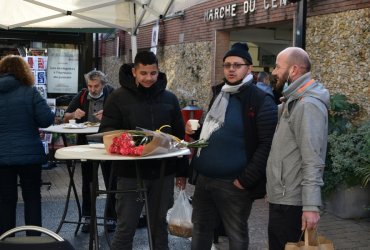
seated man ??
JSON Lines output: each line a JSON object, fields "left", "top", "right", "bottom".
{"left": 63, "top": 70, "right": 116, "bottom": 233}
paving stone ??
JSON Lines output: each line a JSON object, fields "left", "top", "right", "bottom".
{"left": 14, "top": 163, "right": 370, "bottom": 249}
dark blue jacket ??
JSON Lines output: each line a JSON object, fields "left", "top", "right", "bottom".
{"left": 0, "top": 74, "right": 54, "bottom": 166}
{"left": 191, "top": 82, "right": 278, "bottom": 199}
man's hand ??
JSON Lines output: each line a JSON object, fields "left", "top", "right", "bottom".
{"left": 185, "top": 120, "right": 195, "bottom": 135}
{"left": 176, "top": 177, "right": 186, "bottom": 190}
{"left": 233, "top": 179, "right": 245, "bottom": 190}
{"left": 74, "top": 108, "right": 86, "bottom": 119}
{"left": 94, "top": 110, "right": 103, "bottom": 121}
{"left": 301, "top": 211, "right": 320, "bottom": 230}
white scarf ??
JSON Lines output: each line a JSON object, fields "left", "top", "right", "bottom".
{"left": 197, "top": 74, "right": 253, "bottom": 156}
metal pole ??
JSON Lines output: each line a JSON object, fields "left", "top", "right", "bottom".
{"left": 130, "top": 2, "right": 137, "bottom": 62}
{"left": 95, "top": 33, "right": 99, "bottom": 69}
{"left": 131, "top": 35, "right": 137, "bottom": 62}
{"left": 294, "top": 0, "right": 307, "bottom": 49}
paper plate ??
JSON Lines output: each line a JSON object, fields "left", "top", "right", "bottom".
{"left": 63, "top": 124, "right": 87, "bottom": 129}
{"left": 88, "top": 143, "right": 105, "bottom": 149}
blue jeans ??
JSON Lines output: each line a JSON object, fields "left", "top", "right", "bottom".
{"left": 0, "top": 165, "right": 42, "bottom": 236}
{"left": 191, "top": 175, "right": 253, "bottom": 250}
{"left": 111, "top": 174, "right": 175, "bottom": 250}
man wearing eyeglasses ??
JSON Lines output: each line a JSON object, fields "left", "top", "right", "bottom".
{"left": 188, "top": 43, "right": 278, "bottom": 250}
{"left": 266, "top": 47, "right": 329, "bottom": 250}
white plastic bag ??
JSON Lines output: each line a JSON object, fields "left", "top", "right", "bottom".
{"left": 168, "top": 189, "right": 193, "bottom": 238}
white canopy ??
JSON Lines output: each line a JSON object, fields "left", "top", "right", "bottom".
{"left": 0, "top": 0, "right": 206, "bottom": 57}
{"left": 0, "top": 0, "right": 205, "bottom": 32}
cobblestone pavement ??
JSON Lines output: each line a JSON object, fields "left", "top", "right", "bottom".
{"left": 15, "top": 163, "right": 370, "bottom": 249}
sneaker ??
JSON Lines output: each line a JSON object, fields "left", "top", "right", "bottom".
{"left": 81, "top": 217, "right": 91, "bottom": 233}
{"left": 106, "top": 219, "right": 116, "bottom": 232}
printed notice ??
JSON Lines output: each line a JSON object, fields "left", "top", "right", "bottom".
{"left": 47, "top": 48, "right": 78, "bottom": 93}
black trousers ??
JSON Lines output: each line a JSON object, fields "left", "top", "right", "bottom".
{"left": 0, "top": 165, "right": 42, "bottom": 236}
{"left": 81, "top": 160, "right": 117, "bottom": 219}
{"left": 268, "top": 203, "right": 303, "bottom": 250}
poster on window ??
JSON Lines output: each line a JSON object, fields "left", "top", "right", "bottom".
{"left": 47, "top": 48, "right": 78, "bottom": 93}
{"left": 36, "top": 84, "right": 47, "bottom": 99}
{"left": 150, "top": 22, "right": 159, "bottom": 55}
{"left": 25, "top": 56, "right": 47, "bottom": 71}
{"left": 47, "top": 98, "right": 56, "bottom": 113}
{"left": 37, "top": 70, "right": 46, "bottom": 84}
{"left": 27, "top": 56, "right": 36, "bottom": 69}
{"left": 37, "top": 57, "right": 47, "bottom": 70}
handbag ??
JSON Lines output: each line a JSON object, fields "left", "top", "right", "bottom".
{"left": 285, "top": 229, "right": 334, "bottom": 250}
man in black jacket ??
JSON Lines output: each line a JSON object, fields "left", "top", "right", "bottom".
{"left": 64, "top": 70, "right": 116, "bottom": 233}
{"left": 187, "top": 43, "right": 278, "bottom": 250}
{"left": 100, "top": 51, "right": 187, "bottom": 250}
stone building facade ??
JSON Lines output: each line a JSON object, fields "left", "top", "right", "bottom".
{"left": 101, "top": 0, "right": 370, "bottom": 117}
{"left": 306, "top": 8, "right": 369, "bottom": 117}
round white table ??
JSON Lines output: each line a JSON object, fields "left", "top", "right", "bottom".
{"left": 41, "top": 124, "right": 100, "bottom": 235}
{"left": 55, "top": 145, "right": 190, "bottom": 250}
{"left": 55, "top": 144, "right": 190, "bottom": 160}
{"left": 42, "top": 124, "right": 99, "bottom": 139}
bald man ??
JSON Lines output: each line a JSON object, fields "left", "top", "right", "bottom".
{"left": 266, "top": 47, "right": 330, "bottom": 250}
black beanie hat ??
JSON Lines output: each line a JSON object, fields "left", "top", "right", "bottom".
{"left": 223, "top": 42, "right": 253, "bottom": 65}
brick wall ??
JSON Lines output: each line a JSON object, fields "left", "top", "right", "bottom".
{"left": 102, "top": 0, "right": 369, "bottom": 54}
{"left": 134, "top": 0, "right": 368, "bottom": 48}
{"left": 100, "top": 0, "right": 370, "bottom": 116}
{"left": 100, "top": 31, "right": 126, "bottom": 57}
{"left": 214, "top": 31, "right": 230, "bottom": 84}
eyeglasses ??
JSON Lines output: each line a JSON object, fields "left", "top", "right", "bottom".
{"left": 222, "top": 63, "right": 250, "bottom": 69}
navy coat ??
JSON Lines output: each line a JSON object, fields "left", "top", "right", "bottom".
{"left": 0, "top": 74, "right": 54, "bottom": 166}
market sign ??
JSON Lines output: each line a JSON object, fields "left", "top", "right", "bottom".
{"left": 47, "top": 48, "right": 79, "bottom": 94}
{"left": 204, "top": 0, "right": 288, "bottom": 22}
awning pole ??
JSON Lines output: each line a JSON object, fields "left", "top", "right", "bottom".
{"left": 95, "top": 33, "right": 99, "bottom": 69}
{"left": 131, "top": 35, "right": 137, "bottom": 62}
{"left": 130, "top": 2, "right": 137, "bottom": 62}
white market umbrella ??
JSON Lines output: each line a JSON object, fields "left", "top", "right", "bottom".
{"left": 0, "top": 0, "right": 206, "bottom": 58}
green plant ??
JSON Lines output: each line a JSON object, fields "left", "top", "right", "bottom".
{"left": 323, "top": 94, "right": 368, "bottom": 196}
{"left": 354, "top": 122, "right": 370, "bottom": 187}
{"left": 328, "top": 94, "right": 359, "bottom": 134}
{"left": 323, "top": 120, "right": 370, "bottom": 196}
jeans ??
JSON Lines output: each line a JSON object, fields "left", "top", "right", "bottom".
{"left": 191, "top": 175, "right": 253, "bottom": 250}
{"left": 0, "top": 165, "right": 42, "bottom": 236}
{"left": 81, "top": 160, "right": 116, "bottom": 220}
{"left": 111, "top": 174, "right": 175, "bottom": 250}
{"left": 268, "top": 203, "right": 303, "bottom": 250}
